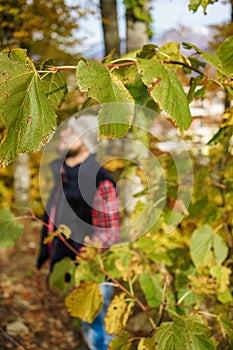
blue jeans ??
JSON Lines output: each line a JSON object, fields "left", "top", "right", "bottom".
{"left": 81, "top": 283, "right": 114, "bottom": 350}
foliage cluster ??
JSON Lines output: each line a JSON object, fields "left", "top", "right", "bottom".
{"left": 123, "top": 0, "right": 152, "bottom": 23}
{"left": 0, "top": 0, "right": 82, "bottom": 63}
{"left": 0, "top": 30, "right": 233, "bottom": 348}
{"left": 0, "top": 0, "right": 233, "bottom": 347}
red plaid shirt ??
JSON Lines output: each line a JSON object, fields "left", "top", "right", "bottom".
{"left": 91, "top": 179, "right": 121, "bottom": 247}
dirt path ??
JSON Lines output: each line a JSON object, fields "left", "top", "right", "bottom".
{"left": 0, "top": 221, "right": 85, "bottom": 350}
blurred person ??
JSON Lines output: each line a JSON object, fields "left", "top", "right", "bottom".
{"left": 36, "top": 115, "right": 121, "bottom": 350}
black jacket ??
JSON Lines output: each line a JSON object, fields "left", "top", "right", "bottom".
{"left": 37, "top": 154, "right": 115, "bottom": 271}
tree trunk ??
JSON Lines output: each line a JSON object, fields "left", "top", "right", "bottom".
{"left": 126, "top": 1, "right": 150, "bottom": 52}
{"left": 13, "top": 153, "right": 30, "bottom": 213}
{"left": 231, "top": 0, "right": 233, "bottom": 22}
{"left": 100, "top": 0, "right": 121, "bottom": 58}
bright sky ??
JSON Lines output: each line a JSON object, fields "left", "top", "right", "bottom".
{"left": 79, "top": 0, "right": 231, "bottom": 56}
{"left": 151, "top": 0, "right": 231, "bottom": 37}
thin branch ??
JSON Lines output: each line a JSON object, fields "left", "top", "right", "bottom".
{"left": 16, "top": 209, "right": 49, "bottom": 228}
{"left": 161, "top": 59, "right": 204, "bottom": 75}
{"left": 198, "top": 311, "right": 218, "bottom": 319}
{"left": 48, "top": 58, "right": 203, "bottom": 75}
{"left": 56, "top": 234, "right": 156, "bottom": 328}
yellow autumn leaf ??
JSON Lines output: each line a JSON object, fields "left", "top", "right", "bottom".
{"left": 65, "top": 281, "right": 103, "bottom": 323}
{"left": 58, "top": 224, "right": 72, "bottom": 239}
{"left": 43, "top": 230, "right": 59, "bottom": 244}
{"left": 105, "top": 293, "right": 133, "bottom": 335}
{"left": 43, "top": 224, "right": 72, "bottom": 244}
{"left": 188, "top": 274, "right": 218, "bottom": 295}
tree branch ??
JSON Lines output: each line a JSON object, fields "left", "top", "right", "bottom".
{"left": 48, "top": 58, "right": 203, "bottom": 75}
{"left": 161, "top": 59, "right": 204, "bottom": 75}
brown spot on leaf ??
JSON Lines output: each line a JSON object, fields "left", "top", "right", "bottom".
{"left": 2, "top": 71, "right": 10, "bottom": 81}
{"left": 27, "top": 116, "right": 32, "bottom": 124}
{"left": 148, "top": 78, "right": 162, "bottom": 93}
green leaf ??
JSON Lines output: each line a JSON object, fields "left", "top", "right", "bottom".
{"left": 188, "top": 0, "right": 202, "bottom": 13}
{"left": 0, "top": 49, "right": 34, "bottom": 85}
{"left": 137, "top": 44, "right": 158, "bottom": 59}
{"left": 188, "top": 0, "right": 217, "bottom": 14}
{"left": 182, "top": 42, "right": 226, "bottom": 75}
{"left": 207, "top": 126, "right": 228, "bottom": 146}
{"left": 76, "top": 58, "right": 134, "bottom": 138}
{"left": 137, "top": 335, "right": 156, "bottom": 349}
{"left": 156, "top": 317, "right": 189, "bottom": 350}
{"left": 157, "top": 42, "right": 186, "bottom": 64}
{"left": 98, "top": 102, "right": 135, "bottom": 139}
{"left": 137, "top": 59, "right": 192, "bottom": 131}
{"left": 65, "top": 280, "right": 103, "bottom": 323}
{"left": 49, "top": 257, "right": 75, "bottom": 291}
{"left": 186, "top": 316, "right": 216, "bottom": 350}
{"left": 0, "top": 208, "right": 24, "bottom": 248}
{"left": 39, "top": 59, "right": 67, "bottom": 109}
{"left": 126, "top": 75, "right": 150, "bottom": 105}
{"left": 74, "top": 260, "right": 105, "bottom": 285}
{"left": 217, "top": 36, "right": 233, "bottom": 75}
{"left": 187, "top": 76, "right": 204, "bottom": 103}
{"left": 184, "top": 315, "right": 210, "bottom": 335}
{"left": 218, "top": 314, "right": 233, "bottom": 341}
{"left": 140, "top": 273, "right": 163, "bottom": 307}
{"left": 156, "top": 316, "right": 216, "bottom": 350}
{"left": 190, "top": 225, "right": 228, "bottom": 267}
{"left": 109, "top": 332, "right": 131, "bottom": 350}
{"left": 189, "top": 334, "right": 216, "bottom": 350}
{"left": 103, "top": 245, "right": 133, "bottom": 279}
{"left": 0, "top": 49, "right": 57, "bottom": 167}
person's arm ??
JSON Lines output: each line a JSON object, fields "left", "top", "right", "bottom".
{"left": 91, "top": 179, "right": 121, "bottom": 248}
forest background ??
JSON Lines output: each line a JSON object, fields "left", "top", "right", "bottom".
{"left": 0, "top": 0, "right": 233, "bottom": 349}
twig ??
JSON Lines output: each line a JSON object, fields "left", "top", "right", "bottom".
{"left": 48, "top": 59, "right": 203, "bottom": 75}
{"left": 56, "top": 234, "right": 156, "bottom": 329}
{"left": 0, "top": 327, "right": 26, "bottom": 350}
{"left": 16, "top": 209, "right": 49, "bottom": 228}
{"left": 198, "top": 311, "right": 218, "bottom": 319}
{"left": 161, "top": 59, "right": 204, "bottom": 75}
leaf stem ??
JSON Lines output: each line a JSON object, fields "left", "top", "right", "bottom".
{"left": 157, "top": 275, "right": 168, "bottom": 325}
{"left": 110, "top": 57, "right": 137, "bottom": 64}
{"left": 106, "top": 61, "right": 137, "bottom": 68}
{"left": 49, "top": 66, "right": 77, "bottom": 71}
{"left": 177, "top": 290, "right": 192, "bottom": 305}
